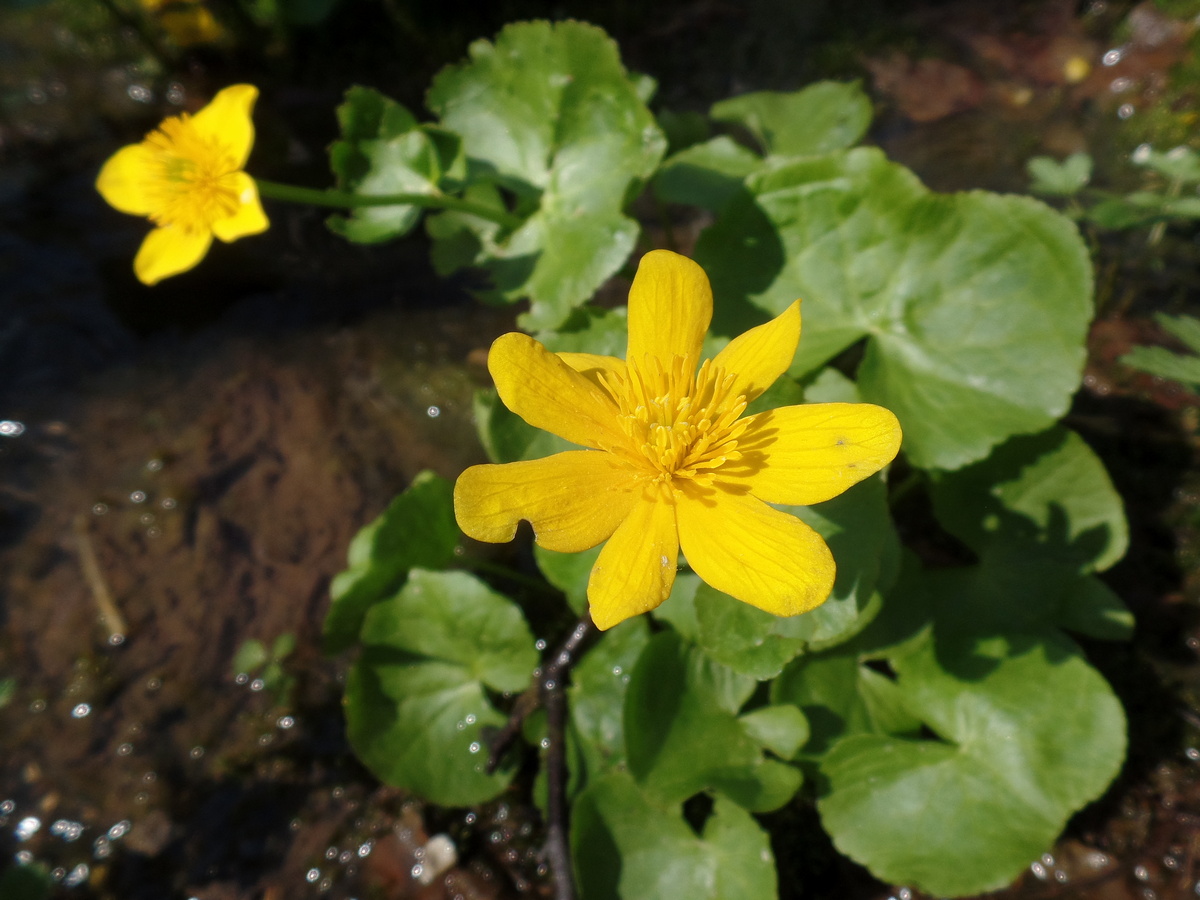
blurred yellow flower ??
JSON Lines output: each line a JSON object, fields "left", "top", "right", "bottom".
{"left": 96, "top": 84, "right": 268, "bottom": 285}
{"left": 140, "top": 0, "right": 226, "bottom": 47}
{"left": 454, "top": 250, "right": 903, "bottom": 630}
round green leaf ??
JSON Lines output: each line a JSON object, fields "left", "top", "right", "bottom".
{"left": 929, "top": 425, "right": 1128, "bottom": 573}
{"left": 325, "top": 472, "right": 460, "bottom": 653}
{"left": 427, "top": 20, "right": 666, "bottom": 329}
{"left": 573, "top": 773, "right": 777, "bottom": 900}
{"left": 625, "top": 631, "right": 800, "bottom": 811}
{"left": 817, "top": 628, "right": 1126, "bottom": 896}
{"left": 710, "top": 81, "right": 872, "bottom": 157}
{"left": 344, "top": 569, "right": 539, "bottom": 806}
{"left": 696, "top": 147, "right": 1093, "bottom": 470}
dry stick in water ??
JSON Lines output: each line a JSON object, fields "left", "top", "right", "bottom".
{"left": 73, "top": 514, "right": 128, "bottom": 642}
{"left": 487, "top": 615, "right": 596, "bottom": 900}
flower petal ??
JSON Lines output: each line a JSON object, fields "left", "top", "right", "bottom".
{"left": 134, "top": 225, "right": 212, "bottom": 285}
{"left": 454, "top": 451, "right": 638, "bottom": 552}
{"left": 626, "top": 250, "right": 712, "bottom": 367}
{"left": 677, "top": 481, "right": 835, "bottom": 616}
{"left": 489, "top": 333, "right": 627, "bottom": 450}
{"left": 587, "top": 484, "right": 679, "bottom": 630}
{"left": 712, "top": 300, "right": 800, "bottom": 402}
{"left": 211, "top": 172, "right": 269, "bottom": 242}
{"left": 191, "top": 84, "right": 258, "bottom": 168}
{"left": 96, "top": 144, "right": 157, "bottom": 216}
{"left": 557, "top": 351, "right": 627, "bottom": 392}
{"left": 730, "top": 403, "right": 902, "bottom": 506}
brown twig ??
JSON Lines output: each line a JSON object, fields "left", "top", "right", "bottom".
{"left": 485, "top": 615, "right": 596, "bottom": 900}
{"left": 73, "top": 514, "right": 128, "bottom": 643}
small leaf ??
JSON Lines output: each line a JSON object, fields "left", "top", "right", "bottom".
{"left": 1121, "top": 317, "right": 1200, "bottom": 387}
{"left": 653, "top": 136, "right": 762, "bottom": 213}
{"left": 711, "top": 82, "right": 872, "bottom": 157}
{"left": 1026, "top": 153, "right": 1092, "bottom": 196}
{"left": 698, "top": 148, "right": 1094, "bottom": 470}
{"left": 472, "top": 389, "right": 575, "bottom": 464}
{"left": 573, "top": 772, "right": 778, "bottom": 900}
{"left": 325, "top": 472, "right": 460, "bottom": 653}
{"left": 345, "top": 569, "right": 539, "bottom": 806}
{"left": 817, "top": 628, "right": 1126, "bottom": 897}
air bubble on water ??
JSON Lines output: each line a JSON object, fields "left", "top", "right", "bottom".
{"left": 325, "top": 846, "right": 338, "bottom": 860}
{"left": 189, "top": 746, "right": 204, "bottom": 759}
{"left": 1134, "top": 864, "right": 1151, "bottom": 882}
{"left": 92, "top": 503, "right": 108, "bottom": 516}
{"left": 93, "top": 836, "right": 111, "bottom": 859}
{"left": 108, "top": 633, "right": 125, "bottom": 647}
{"left": 278, "top": 716, "right": 296, "bottom": 730}
{"left": 1118, "top": 103, "right": 1136, "bottom": 119}
{"left": 129, "top": 491, "right": 146, "bottom": 504}
{"left": 535, "top": 639, "right": 547, "bottom": 651}
{"left": 15, "top": 850, "right": 32, "bottom": 865}
{"left": 1103, "top": 48, "right": 1123, "bottom": 65}
{"left": 464, "top": 714, "right": 475, "bottom": 725}
{"left": 1133, "top": 143, "right": 1153, "bottom": 163}
{"left": 1030, "top": 861, "right": 1048, "bottom": 880}
{"left": 1185, "top": 747, "right": 1199, "bottom": 761}
{"left": 51, "top": 867, "right": 65, "bottom": 882}
{"left": 1, "top": 800, "right": 15, "bottom": 815}
{"left": 540, "top": 738, "right": 550, "bottom": 749}
{"left": 50, "top": 819, "right": 84, "bottom": 841}
{"left": 107, "top": 821, "right": 131, "bottom": 840}
{"left": 468, "top": 742, "right": 481, "bottom": 754}
{"left": 15, "top": 816, "right": 41, "bottom": 841}
{"left": 250, "top": 678, "right": 265, "bottom": 692}
{"left": 63, "top": 863, "right": 89, "bottom": 887}
{"left": 1109, "top": 76, "right": 1132, "bottom": 93}
{"left": 234, "top": 673, "right": 249, "bottom": 685}
{"left": 1041, "top": 853, "right": 1055, "bottom": 867}
{"left": 411, "top": 864, "right": 425, "bottom": 880}
{"left": 116, "top": 743, "right": 133, "bottom": 756}
{"left": 339, "top": 850, "right": 353, "bottom": 864}
{"left": 464, "top": 812, "right": 476, "bottom": 825}
{"left": 145, "top": 458, "right": 163, "bottom": 472}
{"left": 29, "top": 699, "right": 46, "bottom": 713}
{"left": 0, "top": 420, "right": 25, "bottom": 437}
{"left": 71, "top": 703, "right": 91, "bottom": 718}
{"left": 612, "top": 665, "right": 622, "bottom": 676}
{"left": 305, "top": 868, "right": 321, "bottom": 883}
{"left": 127, "top": 84, "right": 152, "bottom": 103}
{"left": 426, "top": 406, "right": 440, "bottom": 418}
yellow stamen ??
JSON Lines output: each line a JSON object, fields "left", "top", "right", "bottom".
{"left": 144, "top": 115, "right": 241, "bottom": 232}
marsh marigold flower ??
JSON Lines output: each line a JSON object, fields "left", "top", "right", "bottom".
{"left": 454, "top": 250, "right": 902, "bottom": 630}
{"left": 96, "top": 84, "right": 268, "bottom": 285}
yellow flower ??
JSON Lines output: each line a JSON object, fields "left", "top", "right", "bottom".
{"left": 96, "top": 84, "right": 268, "bottom": 285}
{"left": 454, "top": 250, "right": 903, "bottom": 630}
{"left": 139, "top": 0, "right": 226, "bottom": 46}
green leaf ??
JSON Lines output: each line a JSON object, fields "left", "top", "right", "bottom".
{"left": 472, "top": 389, "right": 575, "bottom": 464}
{"left": 573, "top": 772, "right": 777, "bottom": 900}
{"left": 1157, "top": 312, "right": 1200, "bottom": 353}
{"left": 697, "top": 148, "right": 1094, "bottom": 470}
{"left": 1121, "top": 313, "right": 1200, "bottom": 387}
{"left": 817, "top": 628, "right": 1126, "bottom": 897}
{"left": 534, "top": 544, "right": 600, "bottom": 614}
{"left": 1026, "top": 152, "right": 1092, "bottom": 196}
{"left": 325, "top": 472, "right": 460, "bottom": 653}
{"left": 427, "top": 20, "right": 666, "bottom": 329}
{"left": 328, "top": 87, "right": 464, "bottom": 243}
{"left": 1135, "top": 145, "right": 1200, "bottom": 184}
{"left": 651, "top": 572, "right": 702, "bottom": 641}
{"left": 929, "top": 425, "right": 1128, "bottom": 573}
{"left": 653, "top": 136, "right": 762, "bottom": 213}
{"left": 344, "top": 569, "right": 539, "bottom": 806}
{"left": 569, "top": 618, "right": 650, "bottom": 786}
{"left": 231, "top": 639, "right": 269, "bottom": 676}
{"left": 539, "top": 306, "right": 630, "bottom": 358}
{"left": 625, "top": 631, "right": 801, "bottom": 811}
{"left": 737, "top": 705, "right": 809, "bottom": 758}
{"left": 1058, "top": 575, "right": 1135, "bottom": 641}
{"left": 711, "top": 82, "right": 872, "bottom": 157}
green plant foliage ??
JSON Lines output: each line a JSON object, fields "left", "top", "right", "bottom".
{"left": 1121, "top": 312, "right": 1200, "bottom": 388}
{"left": 1027, "top": 152, "right": 1092, "bottom": 197}
{"left": 817, "top": 627, "right": 1126, "bottom": 897}
{"left": 624, "top": 631, "right": 803, "bottom": 812}
{"left": 426, "top": 20, "right": 666, "bottom": 329}
{"left": 710, "top": 82, "right": 872, "bottom": 158}
{"left": 653, "top": 136, "right": 762, "bottom": 213}
{"left": 534, "top": 544, "right": 600, "bottom": 614}
{"left": 568, "top": 618, "right": 650, "bottom": 788}
{"left": 929, "top": 426, "right": 1128, "bottom": 573}
{"left": 325, "top": 472, "right": 460, "bottom": 653}
{"left": 693, "top": 473, "right": 898, "bottom": 678}
{"left": 0, "top": 862, "right": 50, "bottom": 900}
{"left": 573, "top": 772, "right": 777, "bottom": 900}
{"left": 344, "top": 568, "right": 539, "bottom": 806}
{"left": 328, "top": 87, "right": 466, "bottom": 243}
{"left": 697, "top": 147, "right": 1094, "bottom": 470}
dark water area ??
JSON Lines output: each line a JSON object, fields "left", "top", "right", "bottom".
{"left": 3, "top": 1, "right": 1200, "bottom": 899}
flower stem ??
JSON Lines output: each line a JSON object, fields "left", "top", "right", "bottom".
{"left": 253, "top": 179, "right": 523, "bottom": 228}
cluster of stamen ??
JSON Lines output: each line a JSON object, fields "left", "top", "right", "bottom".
{"left": 144, "top": 115, "right": 241, "bottom": 232}
{"left": 601, "top": 355, "right": 748, "bottom": 485}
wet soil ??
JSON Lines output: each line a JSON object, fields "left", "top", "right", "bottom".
{"left": 3, "top": 1, "right": 1200, "bottom": 899}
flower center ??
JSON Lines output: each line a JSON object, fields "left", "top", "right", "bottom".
{"left": 144, "top": 114, "right": 241, "bottom": 232}
{"left": 603, "top": 355, "right": 748, "bottom": 484}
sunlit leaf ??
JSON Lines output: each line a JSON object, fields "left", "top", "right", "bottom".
{"left": 345, "top": 569, "right": 539, "bottom": 806}
{"left": 325, "top": 471, "right": 460, "bottom": 653}
{"left": 573, "top": 772, "right": 777, "bottom": 900}
{"left": 817, "top": 627, "right": 1125, "bottom": 897}
{"left": 710, "top": 81, "right": 872, "bottom": 157}
{"left": 697, "top": 148, "right": 1093, "bottom": 470}
{"left": 427, "top": 20, "right": 666, "bottom": 329}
